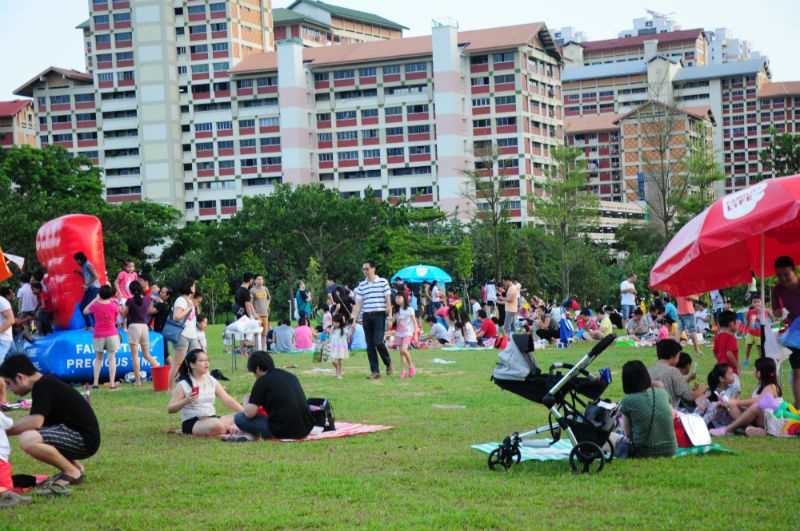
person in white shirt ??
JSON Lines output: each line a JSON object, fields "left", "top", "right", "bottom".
{"left": 470, "top": 298, "right": 481, "bottom": 322}
{"left": 351, "top": 262, "right": 393, "bottom": 380}
{"left": 484, "top": 281, "right": 497, "bottom": 317}
{"left": 168, "top": 279, "right": 201, "bottom": 389}
{"left": 695, "top": 302, "right": 710, "bottom": 337}
{"left": 0, "top": 288, "right": 16, "bottom": 364}
{"left": 0, "top": 401, "right": 31, "bottom": 507}
{"left": 619, "top": 274, "right": 638, "bottom": 327}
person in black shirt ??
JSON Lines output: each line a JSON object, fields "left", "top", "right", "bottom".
{"left": 0, "top": 355, "right": 100, "bottom": 494}
{"left": 234, "top": 272, "right": 255, "bottom": 319}
{"left": 234, "top": 351, "right": 314, "bottom": 439}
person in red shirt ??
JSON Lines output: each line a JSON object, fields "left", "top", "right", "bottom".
{"left": 713, "top": 310, "right": 740, "bottom": 374}
{"left": 475, "top": 309, "right": 497, "bottom": 347}
{"left": 744, "top": 297, "right": 764, "bottom": 367}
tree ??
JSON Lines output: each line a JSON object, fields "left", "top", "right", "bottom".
{"left": 625, "top": 102, "right": 695, "bottom": 239}
{"left": 530, "top": 146, "right": 598, "bottom": 299}
{"left": 676, "top": 122, "right": 725, "bottom": 225}
{"left": 760, "top": 127, "right": 800, "bottom": 178}
{"left": 99, "top": 200, "right": 181, "bottom": 269}
{"left": 198, "top": 263, "right": 230, "bottom": 324}
{"left": 304, "top": 256, "right": 324, "bottom": 313}
{"left": 462, "top": 151, "right": 514, "bottom": 281}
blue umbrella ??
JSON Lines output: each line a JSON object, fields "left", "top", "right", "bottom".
{"left": 391, "top": 264, "right": 452, "bottom": 284}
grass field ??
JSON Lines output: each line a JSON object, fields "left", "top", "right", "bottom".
{"left": 3, "top": 324, "right": 799, "bottom": 530}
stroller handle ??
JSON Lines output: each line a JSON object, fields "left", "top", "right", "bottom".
{"left": 588, "top": 334, "right": 617, "bottom": 359}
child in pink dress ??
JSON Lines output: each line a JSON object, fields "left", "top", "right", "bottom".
{"left": 394, "top": 294, "right": 418, "bottom": 378}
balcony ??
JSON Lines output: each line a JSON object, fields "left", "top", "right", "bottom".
{"left": 359, "top": 76, "right": 377, "bottom": 86}
{"left": 259, "top": 125, "right": 279, "bottom": 134}
{"left": 408, "top": 133, "right": 430, "bottom": 142}
{"left": 494, "top": 82, "right": 515, "bottom": 92}
{"left": 190, "top": 32, "right": 207, "bottom": 42}
{"left": 407, "top": 112, "right": 429, "bottom": 122}
{"left": 334, "top": 78, "right": 355, "bottom": 88}
{"left": 410, "top": 153, "right": 431, "bottom": 162}
{"left": 337, "top": 139, "right": 357, "bottom": 148}
{"left": 470, "top": 64, "right": 489, "bottom": 73}
{"left": 495, "top": 104, "right": 516, "bottom": 113}
{"left": 473, "top": 106, "right": 490, "bottom": 115}
{"left": 52, "top": 122, "right": 73, "bottom": 131}
{"left": 386, "top": 135, "right": 404, "bottom": 144}
{"left": 199, "top": 207, "right": 216, "bottom": 216}
{"left": 314, "top": 81, "right": 329, "bottom": 90}
{"left": 385, "top": 115, "right": 402, "bottom": 124}
{"left": 362, "top": 137, "right": 379, "bottom": 146}
{"left": 473, "top": 127, "right": 491, "bottom": 136}
{"left": 383, "top": 74, "right": 401, "bottom": 83}
{"left": 76, "top": 120, "right": 97, "bottom": 129}
{"left": 335, "top": 119, "right": 357, "bottom": 128}
{"left": 318, "top": 141, "right": 332, "bottom": 149}
{"left": 317, "top": 120, "right": 331, "bottom": 129}
{"left": 338, "top": 159, "right": 358, "bottom": 168}
{"left": 405, "top": 72, "right": 427, "bottom": 81}
{"left": 471, "top": 85, "right": 490, "bottom": 95}
{"left": 319, "top": 160, "right": 334, "bottom": 169}
{"left": 257, "top": 85, "right": 277, "bottom": 95}
{"left": 387, "top": 156, "right": 404, "bottom": 164}
{"left": 361, "top": 117, "right": 379, "bottom": 126}
{"left": 364, "top": 158, "right": 380, "bottom": 166}
{"left": 493, "top": 61, "right": 514, "bottom": 71}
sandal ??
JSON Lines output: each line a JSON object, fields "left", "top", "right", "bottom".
{"left": 50, "top": 472, "right": 85, "bottom": 486}
{"left": 35, "top": 480, "right": 72, "bottom": 497}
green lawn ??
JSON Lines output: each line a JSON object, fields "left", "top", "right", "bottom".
{"left": 3, "top": 325, "right": 799, "bottom": 530}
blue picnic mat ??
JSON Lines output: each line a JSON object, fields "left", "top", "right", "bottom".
{"left": 472, "top": 440, "right": 733, "bottom": 461}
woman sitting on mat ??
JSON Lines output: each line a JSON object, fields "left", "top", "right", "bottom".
{"left": 616, "top": 360, "right": 677, "bottom": 458}
{"left": 167, "top": 349, "right": 244, "bottom": 436}
{"left": 710, "top": 357, "right": 782, "bottom": 437}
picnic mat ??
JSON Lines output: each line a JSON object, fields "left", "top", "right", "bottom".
{"left": 162, "top": 422, "right": 392, "bottom": 442}
{"left": 472, "top": 439, "right": 733, "bottom": 461}
{"left": 441, "top": 346, "right": 494, "bottom": 351}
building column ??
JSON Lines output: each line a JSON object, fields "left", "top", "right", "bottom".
{"left": 131, "top": 0, "right": 184, "bottom": 210}
{"left": 432, "top": 22, "right": 472, "bottom": 219}
{"left": 277, "top": 38, "right": 314, "bottom": 186}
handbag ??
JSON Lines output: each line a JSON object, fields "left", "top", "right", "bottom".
{"left": 162, "top": 297, "right": 191, "bottom": 344}
{"left": 778, "top": 318, "right": 800, "bottom": 350}
{"left": 307, "top": 398, "right": 335, "bottom": 432}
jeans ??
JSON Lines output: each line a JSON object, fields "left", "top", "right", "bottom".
{"left": 621, "top": 304, "right": 635, "bottom": 321}
{"left": 234, "top": 412, "right": 272, "bottom": 438}
{"left": 363, "top": 312, "right": 392, "bottom": 375}
{"left": 0, "top": 339, "right": 12, "bottom": 365}
{"left": 79, "top": 286, "right": 100, "bottom": 328}
{"left": 503, "top": 311, "right": 517, "bottom": 335}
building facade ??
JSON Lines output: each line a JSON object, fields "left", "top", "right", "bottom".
{"left": 0, "top": 100, "right": 38, "bottom": 149}
{"left": 564, "top": 28, "right": 708, "bottom": 68}
{"left": 273, "top": 0, "right": 406, "bottom": 47}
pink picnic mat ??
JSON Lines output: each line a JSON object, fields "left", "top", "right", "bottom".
{"left": 278, "top": 422, "right": 393, "bottom": 442}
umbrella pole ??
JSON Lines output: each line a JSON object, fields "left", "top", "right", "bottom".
{"left": 760, "top": 234, "right": 766, "bottom": 359}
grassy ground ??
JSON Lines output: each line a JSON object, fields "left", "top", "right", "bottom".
{"left": 3, "top": 325, "right": 799, "bottom": 530}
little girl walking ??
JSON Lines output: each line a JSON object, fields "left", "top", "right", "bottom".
{"left": 394, "top": 294, "right": 418, "bottom": 378}
{"left": 328, "top": 312, "right": 351, "bottom": 379}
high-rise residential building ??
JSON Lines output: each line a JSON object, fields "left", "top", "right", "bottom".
{"left": 618, "top": 12, "right": 680, "bottom": 38}
{"left": 272, "top": 0, "right": 407, "bottom": 47}
{"left": 563, "top": 28, "right": 708, "bottom": 67}
{"left": 552, "top": 26, "right": 586, "bottom": 46}
{"left": 0, "top": 100, "right": 38, "bottom": 149}
{"left": 706, "top": 28, "right": 760, "bottom": 65}
{"left": 16, "top": 14, "right": 564, "bottom": 222}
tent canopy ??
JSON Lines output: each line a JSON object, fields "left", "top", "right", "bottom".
{"left": 391, "top": 264, "right": 452, "bottom": 284}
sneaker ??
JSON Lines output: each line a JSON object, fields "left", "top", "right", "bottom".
{"left": 709, "top": 427, "right": 728, "bottom": 437}
{"left": 367, "top": 373, "right": 380, "bottom": 380}
{"left": 386, "top": 364, "right": 394, "bottom": 376}
{"left": 400, "top": 370, "right": 408, "bottom": 379}
{"left": 0, "top": 491, "right": 33, "bottom": 508}
{"left": 409, "top": 366, "right": 416, "bottom": 378}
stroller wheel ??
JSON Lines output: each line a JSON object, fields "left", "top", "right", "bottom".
{"left": 488, "top": 448, "right": 506, "bottom": 470}
{"left": 603, "top": 438, "right": 614, "bottom": 463}
{"left": 569, "top": 442, "right": 605, "bottom": 475}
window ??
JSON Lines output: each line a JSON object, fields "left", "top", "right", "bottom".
{"left": 386, "top": 127, "right": 403, "bottom": 136}
{"left": 117, "top": 71, "right": 134, "bottom": 81}
{"left": 335, "top": 110, "right": 356, "bottom": 120}
{"left": 191, "top": 44, "right": 208, "bottom": 54}
{"left": 496, "top": 95, "right": 515, "bottom": 105}
{"left": 411, "top": 186, "right": 433, "bottom": 195}
{"left": 198, "top": 200, "right": 216, "bottom": 209}
{"left": 362, "top": 129, "right": 378, "bottom": 139}
{"left": 318, "top": 132, "right": 332, "bottom": 142}
{"left": 254, "top": 117, "right": 277, "bottom": 129}
{"left": 333, "top": 70, "right": 355, "bottom": 80}
{"left": 190, "top": 25, "right": 206, "bottom": 35}
{"left": 261, "top": 156, "right": 281, "bottom": 166}
{"left": 217, "top": 140, "right": 234, "bottom": 150}
{"left": 314, "top": 72, "right": 328, "bottom": 82}
{"left": 260, "top": 137, "right": 280, "bottom": 146}
{"left": 359, "top": 67, "right": 377, "bottom": 77}
{"left": 188, "top": 5, "right": 205, "bottom": 15}
{"left": 240, "top": 138, "right": 256, "bottom": 148}
{"left": 495, "top": 74, "right": 515, "bottom": 84}
{"left": 195, "top": 123, "right": 212, "bottom": 132}
{"left": 257, "top": 77, "right": 277, "bottom": 87}
{"left": 95, "top": 34, "right": 111, "bottom": 45}
{"left": 389, "top": 188, "right": 406, "bottom": 198}
{"left": 178, "top": 66, "right": 188, "bottom": 75}
{"left": 337, "top": 151, "right": 358, "bottom": 161}
{"left": 191, "top": 64, "right": 209, "bottom": 74}
{"left": 383, "top": 65, "right": 401, "bottom": 75}
{"left": 113, "top": 12, "right": 131, "bottom": 23}
{"left": 115, "top": 32, "right": 132, "bottom": 43}
{"left": 52, "top": 134, "right": 73, "bottom": 143}
{"left": 52, "top": 115, "right": 70, "bottom": 124}
{"left": 221, "top": 199, "right": 237, "bottom": 209}
{"left": 405, "top": 62, "right": 426, "bottom": 73}
{"left": 387, "top": 147, "right": 404, "bottom": 157}
{"left": 496, "top": 117, "right": 516, "bottom": 126}
{"left": 319, "top": 153, "right": 333, "bottom": 162}
{"left": 50, "top": 95, "right": 70, "bottom": 105}
{"left": 196, "top": 142, "right": 214, "bottom": 151}
{"left": 337, "top": 131, "right": 358, "bottom": 141}
{"left": 408, "top": 125, "right": 429, "bottom": 134}
{"left": 76, "top": 113, "right": 96, "bottom": 122}
{"left": 363, "top": 149, "right": 380, "bottom": 159}
{"left": 409, "top": 145, "right": 430, "bottom": 155}
{"left": 218, "top": 160, "right": 235, "bottom": 170}
{"left": 473, "top": 119, "right": 491, "bottom": 128}
{"left": 493, "top": 52, "right": 514, "bottom": 63}
{"left": 94, "top": 14, "right": 109, "bottom": 25}
{"left": 497, "top": 137, "right": 517, "bottom": 147}
{"left": 473, "top": 98, "right": 490, "bottom": 107}
{"left": 317, "top": 112, "right": 331, "bottom": 122}
{"left": 240, "top": 98, "right": 277, "bottom": 108}
{"left": 470, "top": 55, "right": 489, "bottom": 65}
{"left": 116, "top": 51, "right": 133, "bottom": 62}
{"left": 77, "top": 132, "right": 97, "bottom": 141}
{"left": 210, "top": 22, "right": 227, "bottom": 32}
{"left": 498, "top": 159, "right": 518, "bottom": 168}
{"left": 107, "top": 186, "right": 141, "bottom": 196}
{"left": 385, "top": 106, "right": 402, "bottom": 117}
{"left": 361, "top": 108, "right": 378, "bottom": 118}
{"left": 407, "top": 104, "right": 428, "bottom": 114}
{"left": 216, "top": 121, "right": 232, "bottom": 131}
{"left": 237, "top": 79, "right": 253, "bottom": 89}
{"left": 213, "top": 62, "right": 229, "bottom": 72}
{"left": 471, "top": 77, "right": 490, "bottom": 87}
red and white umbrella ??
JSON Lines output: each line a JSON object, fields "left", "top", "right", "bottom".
{"left": 650, "top": 175, "right": 800, "bottom": 296}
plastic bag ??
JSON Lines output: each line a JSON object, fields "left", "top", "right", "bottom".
{"left": 778, "top": 318, "right": 800, "bottom": 351}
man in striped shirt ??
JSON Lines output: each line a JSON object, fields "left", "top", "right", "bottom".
{"left": 351, "top": 261, "right": 393, "bottom": 379}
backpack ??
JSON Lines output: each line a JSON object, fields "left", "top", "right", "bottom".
{"left": 307, "top": 397, "right": 335, "bottom": 432}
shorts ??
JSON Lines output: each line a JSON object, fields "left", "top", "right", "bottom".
{"left": 790, "top": 349, "right": 800, "bottom": 370}
{"left": 182, "top": 415, "right": 219, "bottom": 435}
{"left": 93, "top": 335, "right": 120, "bottom": 354}
{"left": 678, "top": 314, "right": 696, "bottom": 333}
{"left": 39, "top": 424, "right": 97, "bottom": 461}
{"left": 621, "top": 305, "right": 635, "bottom": 321}
{"left": 257, "top": 315, "right": 270, "bottom": 331}
{"left": 485, "top": 301, "right": 496, "bottom": 307}
{"left": 0, "top": 459, "right": 12, "bottom": 491}
{"left": 745, "top": 334, "right": 760, "bottom": 347}
{"left": 127, "top": 323, "right": 150, "bottom": 346}
{"left": 174, "top": 336, "right": 202, "bottom": 352}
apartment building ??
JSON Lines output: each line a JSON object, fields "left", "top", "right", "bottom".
{"left": 17, "top": 14, "right": 563, "bottom": 221}
{"left": 563, "top": 28, "right": 708, "bottom": 67}
{"left": 0, "top": 100, "right": 38, "bottom": 149}
{"left": 273, "top": 0, "right": 406, "bottom": 47}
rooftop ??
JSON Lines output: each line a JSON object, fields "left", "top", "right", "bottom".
{"left": 76, "top": 19, "right": 90, "bottom": 30}
{"left": 673, "top": 58, "right": 768, "bottom": 82}
{"left": 0, "top": 100, "right": 33, "bottom": 118}
{"left": 287, "top": 0, "right": 408, "bottom": 31}
{"left": 580, "top": 28, "right": 706, "bottom": 52}
{"left": 272, "top": 7, "right": 331, "bottom": 28}
{"left": 14, "top": 67, "right": 93, "bottom": 97}
{"left": 233, "top": 22, "right": 555, "bottom": 74}
{"left": 614, "top": 100, "right": 714, "bottom": 124}
{"left": 562, "top": 60, "right": 647, "bottom": 82}
{"left": 565, "top": 113, "right": 621, "bottom": 133}
{"left": 758, "top": 81, "right": 800, "bottom": 98}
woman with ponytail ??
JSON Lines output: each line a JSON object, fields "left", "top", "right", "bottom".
{"left": 123, "top": 280, "right": 160, "bottom": 386}
{"left": 710, "top": 357, "right": 783, "bottom": 437}
{"left": 167, "top": 349, "right": 243, "bottom": 436}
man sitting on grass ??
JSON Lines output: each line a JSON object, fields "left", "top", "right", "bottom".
{"left": 234, "top": 351, "right": 314, "bottom": 440}
{"left": 0, "top": 355, "right": 100, "bottom": 496}
{"left": 648, "top": 339, "right": 707, "bottom": 409}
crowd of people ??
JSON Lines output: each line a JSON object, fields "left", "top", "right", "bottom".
{"left": 0, "top": 251, "right": 798, "bottom": 505}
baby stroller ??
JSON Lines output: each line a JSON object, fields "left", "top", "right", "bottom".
{"left": 489, "top": 334, "right": 618, "bottom": 474}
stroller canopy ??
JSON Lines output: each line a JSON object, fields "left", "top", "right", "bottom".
{"left": 493, "top": 334, "right": 538, "bottom": 382}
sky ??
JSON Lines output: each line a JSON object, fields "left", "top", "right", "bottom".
{"left": 0, "top": 0, "right": 798, "bottom": 100}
